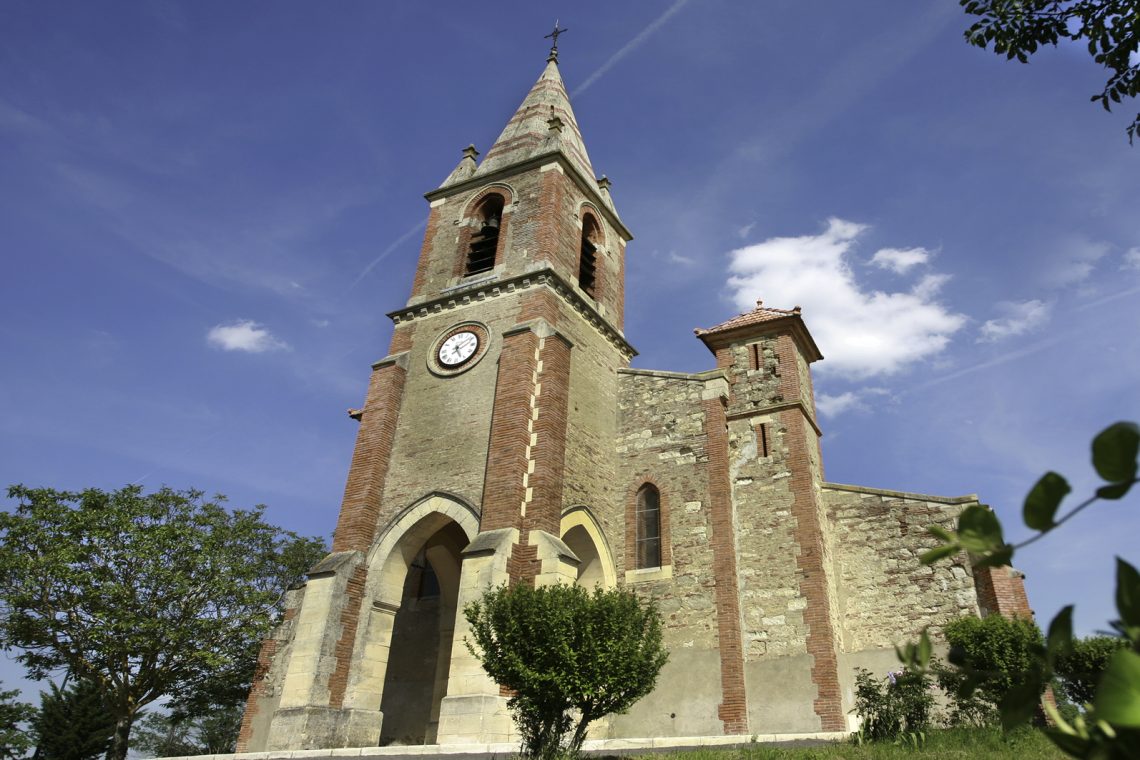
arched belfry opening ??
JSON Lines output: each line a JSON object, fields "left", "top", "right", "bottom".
{"left": 366, "top": 506, "right": 473, "bottom": 746}
{"left": 560, "top": 508, "right": 616, "bottom": 589}
{"left": 466, "top": 194, "right": 504, "bottom": 275}
{"left": 578, "top": 214, "right": 601, "bottom": 297}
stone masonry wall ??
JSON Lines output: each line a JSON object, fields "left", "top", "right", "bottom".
{"left": 616, "top": 370, "right": 718, "bottom": 645}
{"left": 823, "top": 485, "right": 980, "bottom": 651}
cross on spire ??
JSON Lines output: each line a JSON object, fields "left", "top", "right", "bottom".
{"left": 544, "top": 20, "right": 568, "bottom": 62}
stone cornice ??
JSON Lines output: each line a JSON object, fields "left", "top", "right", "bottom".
{"left": 725, "top": 400, "right": 822, "bottom": 437}
{"left": 822, "top": 481, "right": 979, "bottom": 505}
{"left": 696, "top": 314, "right": 824, "bottom": 363}
{"left": 387, "top": 266, "right": 637, "bottom": 359}
{"left": 425, "top": 150, "right": 634, "bottom": 242}
{"left": 617, "top": 367, "right": 723, "bottom": 382}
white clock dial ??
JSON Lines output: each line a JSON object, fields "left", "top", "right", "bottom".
{"left": 438, "top": 331, "right": 479, "bottom": 366}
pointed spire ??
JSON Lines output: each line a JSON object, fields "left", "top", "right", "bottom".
{"left": 441, "top": 144, "right": 479, "bottom": 187}
{"left": 475, "top": 57, "right": 596, "bottom": 180}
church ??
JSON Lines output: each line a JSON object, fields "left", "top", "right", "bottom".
{"left": 235, "top": 45, "right": 1032, "bottom": 752}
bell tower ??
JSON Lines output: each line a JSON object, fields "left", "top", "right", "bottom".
{"left": 238, "top": 48, "right": 635, "bottom": 751}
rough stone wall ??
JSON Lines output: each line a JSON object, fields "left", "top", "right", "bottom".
{"left": 823, "top": 485, "right": 980, "bottom": 651}
{"left": 613, "top": 369, "right": 724, "bottom": 736}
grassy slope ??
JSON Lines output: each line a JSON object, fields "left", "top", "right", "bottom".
{"left": 623, "top": 728, "right": 1065, "bottom": 759}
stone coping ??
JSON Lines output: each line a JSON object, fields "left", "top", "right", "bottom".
{"left": 823, "top": 481, "right": 979, "bottom": 505}
{"left": 617, "top": 367, "right": 724, "bottom": 381}
{"left": 174, "top": 732, "right": 847, "bottom": 760}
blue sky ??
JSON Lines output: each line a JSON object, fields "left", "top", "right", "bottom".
{"left": 1, "top": 1, "right": 1138, "bottom": 699}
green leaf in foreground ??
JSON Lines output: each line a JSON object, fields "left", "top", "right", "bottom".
{"left": 1092, "top": 421, "right": 1140, "bottom": 484}
{"left": 1094, "top": 649, "right": 1140, "bottom": 728}
{"left": 1045, "top": 605, "right": 1074, "bottom": 664}
{"left": 1116, "top": 558, "right": 1140, "bottom": 632}
{"left": 1023, "top": 471, "right": 1070, "bottom": 530}
{"left": 957, "top": 505, "right": 1005, "bottom": 554}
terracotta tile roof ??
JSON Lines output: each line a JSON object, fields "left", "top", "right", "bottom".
{"left": 694, "top": 300, "right": 803, "bottom": 337}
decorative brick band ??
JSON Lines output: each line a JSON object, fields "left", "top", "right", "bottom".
{"left": 525, "top": 333, "right": 571, "bottom": 537}
{"left": 780, "top": 408, "right": 845, "bottom": 732}
{"left": 328, "top": 563, "right": 368, "bottom": 709}
{"left": 332, "top": 358, "right": 408, "bottom": 553}
{"left": 480, "top": 329, "right": 541, "bottom": 532}
{"left": 703, "top": 394, "right": 749, "bottom": 735}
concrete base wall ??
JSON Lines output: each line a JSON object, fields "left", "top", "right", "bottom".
{"left": 746, "top": 654, "right": 822, "bottom": 734}
{"left": 609, "top": 649, "right": 723, "bottom": 738}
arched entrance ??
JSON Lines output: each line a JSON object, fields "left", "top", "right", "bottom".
{"left": 355, "top": 496, "right": 477, "bottom": 747}
{"left": 560, "top": 507, "right": 616, "bottom": 589}
{"left": 379, "top": 520, "right": 466, "bottom": 744}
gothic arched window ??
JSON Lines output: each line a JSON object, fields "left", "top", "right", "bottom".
{"left": 466, "top": 194, "right": 504, "bottom": 275}
{"left": 578, "top": 214, "right": 600, "bottom": 298}
{"left": 635, "top": 484, "right": 661, "bottom": 569}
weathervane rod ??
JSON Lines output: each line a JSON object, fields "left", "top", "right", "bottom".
{"left": 544, "top": 20, "right": 568, "bottom": 61}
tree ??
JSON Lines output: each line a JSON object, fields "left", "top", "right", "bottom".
{"left": 464, "top": 583, "right": 668, "bottom": 760}
{"left": 0, "top": 685, "right": 34, "bottom": 760}
{"left": 130, "top": 705, "right": 244, "bottom": 757}
{"left": 31, "top": 677, "right": 115, "bottom": 760}
{"left": 960, "top": 0, "right": 1140, "bottom": 142}
{"left": 0, "top": 485, "right": 327, "bottom": 760}
{"left": 1055, "top": 635, "right": 1130, "bottom": 706}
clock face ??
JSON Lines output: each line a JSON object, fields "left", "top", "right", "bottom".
{"left": 438, "top": 331, "right": 479, "bottom": 366}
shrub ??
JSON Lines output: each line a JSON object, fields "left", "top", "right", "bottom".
{"left": 851, "top": 667, "right": 934, "bottom": 741}
{"left": 939, "top": 614, "right": 1045, "bottom": 725}
{"left": 465, "top": 582, "right": 668, "bottom": 760}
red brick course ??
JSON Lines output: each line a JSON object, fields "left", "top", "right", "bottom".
{"left": 480, "top": 328, "right": 540, "bottom": 533}
{"left": 332, "top": 361, "right": 408, "bottom": 553}
{"left": 526, "top": 334, "right": 571, "bottom": 537}
{"left": 327, "top": 563, "right": 368, "bottom": 709}
{"left": 780, "top": 409, "right": 846, "bottom": 732}
{"left": 703, "top": 394, "right": 749, "bottom": 735}
{"left": 410, "top": 207, "right": 442, "bottom": 300}
{"left": 974, "top": 564, "right": 1033, "bottom": 618}
{"left": 236, "top": 605, "right": 297, "bottom": 752}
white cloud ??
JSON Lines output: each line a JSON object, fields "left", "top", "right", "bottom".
{"left": 817, "top": 392, "right": 860, "bottom": 418}
{"left": 870, "top": 246, "right": 930, "bottom": 274}
{"left": 816, "top": 387, "right": 891, "bottom": 418}
{"left": 206, "top": 320, "right": 289, "bottom": 353}
{"left": 977, "top": 300, "right": 1051, "bottom": 343}
{"left": 1123, "top": 247, "right": 1140, "bottom": 271}
{"left": 726, "top": 218, "right": 966, "bottom": 378}
{"left": 737, "top": 222, "right": 756, "bottom": 239}
{"left": 1042, "top": 236, "right": 1111, "bottom": 287}
{"left": 668, "top": 251, "right": 696, "bottom": 265}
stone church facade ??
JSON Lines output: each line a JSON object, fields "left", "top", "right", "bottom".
{"left": 236, "top": 52, "right": 1032, "bottom": 751}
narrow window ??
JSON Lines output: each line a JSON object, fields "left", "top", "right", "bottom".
{"left": 578, "top": 215, "right": 600, "bottom": 297}
{"left": 635, "top": 484, "right": 661, "bottom": 569}
{"left": 466, "top": 195, "right": 504, "bottom": 275}
{"left": 749, "top": 343, "right": 761, "bottom": 371}
{"left": 759, "top": 423, "right": 769, "bottom": 458}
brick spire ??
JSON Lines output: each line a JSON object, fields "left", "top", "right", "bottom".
{"left": 475, "top": 58, "right": 596, "bottom": 181}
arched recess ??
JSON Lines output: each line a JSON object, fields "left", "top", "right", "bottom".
{"left": 356, "top": 495, "right": 479, "bottom": 746}
{"left": 559, "top": 507, "right": 617, "bottom": 589}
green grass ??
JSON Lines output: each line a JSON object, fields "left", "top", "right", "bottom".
{"left": 619, "top": 727, "right": 1066, "bottom": 759}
